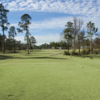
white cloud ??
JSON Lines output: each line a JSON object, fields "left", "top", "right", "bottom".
{"left": 41, "top": 16, "right": 100, "bottom": 32}
{"left": 8, "top": 1, "right": 16, "bottom": 6}
{"left": 4, "top": 0, "right": 99, "bottom": 45}
{"left": 12, "top": 15, "right": 100, "bottom": 45}
{"left": 10, "top": 16, "right": 100, "bottom": 32}
{"left": 9, "top": 23, "right": 18, "bottom": 27}
{"left": 19, "top": 1, "right": 28, "bottom": 7}
{"left": 34, "top": 33, "right": 60, "bottom": 45}
{"left": 1, "top": 0, "right": 100, "bottom": 17}
{"left": 15, "top": 36, "right": 26, "bottom": 43}
{"left": 15, "top": 33, "right": 60, "bottom": 45}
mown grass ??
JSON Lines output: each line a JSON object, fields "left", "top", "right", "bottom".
{"left": 0, "top": 49, "right": 100, "bottom": 100}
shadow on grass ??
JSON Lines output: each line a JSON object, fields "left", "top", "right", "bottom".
{"left": 0, "top": 55, "right": 67, "bottom": 60}
{"left": 83, "top": 55, "right": 100, "bottom": 58}
{"left": 6, "top": 51, "right": 22, "bottom": 53}
{"left": 73, "top": 54, "right": 100, "bottom": 59}
{"left": 0, "top": 55, "right": 13, "bottom": 60}
{"left": 0, "top": 50, "right": 42, "bottom": 54}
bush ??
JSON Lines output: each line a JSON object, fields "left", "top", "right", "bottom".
{"left": 81, "top": 50, "right": 87, "bottom": 55}
{"left": 86, "top": 47, "right": 90, "bottom": 53}
{"left": 71, "top": 51, "right": 78, "bottom": 56}
{"left": 75, "top": 53, "right": 79, "bottom": 56}
{"left": 93, "top": 50, "right": 98, "bottom": 54}
{"left": 63, "top": 51, "right": 70, "bottom": 55}
{"left": 97, "top": 50, "right": 100, "bottom": 54}
{"left": 71, "top": 51, "right": 76, "bottom": 55}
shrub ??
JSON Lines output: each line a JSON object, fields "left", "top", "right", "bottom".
{"left": 63, "top": 51, "right": 66, "bottom": 55}
{"left": 97, "top": 50, "right": 100, "bottom": 54}
{"left": 81, "top": 50, "right": 87, "bottom": 55}
{"left": 63, "top": 51, "right": 70, "bottom": 55}
{"left": 71, "top": 51, "right": 78, "bottom": 56}
{"left": 93, "top": 50, "right": 98, "bottom": 54}
{"left": 86, "top": 47, "right": 90, "bottom": 53}
{"left": 75, "top": 53, "right": 79, "bottom": 56}
{"left": 70, "top": 51, "right": 81, "bottom": 56}
{"left": 71, "top": 51, "right": 75, "bottom": 55}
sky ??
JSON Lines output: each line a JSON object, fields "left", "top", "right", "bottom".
{"left": 0, "top": 0, "right": 100, "bottom": 45}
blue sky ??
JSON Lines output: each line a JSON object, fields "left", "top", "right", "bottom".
{"left": 0, "top": 0, "right": 100, "bottom": 45}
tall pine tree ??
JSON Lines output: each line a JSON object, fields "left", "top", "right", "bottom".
{"left": 0, "top": 4, "right": 10, "bottom": 53}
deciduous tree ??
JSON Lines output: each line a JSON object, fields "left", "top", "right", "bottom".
{"left": 73, "top": 17, "right": 83, "bottom": 52}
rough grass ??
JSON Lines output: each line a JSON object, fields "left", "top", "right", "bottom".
{"left": 0, "top": 49, "right": 100, "bottom": 100}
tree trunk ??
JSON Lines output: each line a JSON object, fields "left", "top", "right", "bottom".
{"left": 79, "top": 39, "right": 80, "bottom": 55}
{"left": 27, "top": 35, "right": 29, "bottom": 54}
{"left": 34, "top": 44, "right": 35, "bottom": 49}
{"left": 9, "top": 39, "right": 10, "bottom": 51}
{"left": 68, "top": 42, "right": 69, "bottom": 53}
{"left": 90, "top": 37, "right": 92, "bottom": 58}
{"left": 29, "top": 43, "right": 31, "bottom": 52}
{"left": 3, "top": 26, "right": 5, "bottom": 54}
{"left": 92, "top": 42, "right": 94, "bottom": 53}
{"left": 13, "top": 37, "right": 15, "bottom": 53}
{"left": 71, "top": 40, "right": 73, "bottom": 57}
{"left": 83, "top": 39, "right": 84, "bottom": 51}
{"left": 74, "top": 38, "right": 75, "bottom": 52}
{"left": 99, "top": 45, "right": 100, "bottom": 51}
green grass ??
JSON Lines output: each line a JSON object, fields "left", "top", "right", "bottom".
{"left": 0, "top": 49, "right": 100, "bottom": 100}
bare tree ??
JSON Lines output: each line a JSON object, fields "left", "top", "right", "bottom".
{"left": 73, "top": 17, "right": 83, "bottom": 52}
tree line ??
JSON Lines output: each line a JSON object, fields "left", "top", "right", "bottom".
{"left": 0, "top": 33, "right": 36, "bottom": 52}
{"left": 62, "top": 17, "right": 99, "bottom": 58}
{"left": 0, "top": 3, "right": 36, "bottom": 54}
{"left": 0, "top": 3, "right": 100, "bottom": 58}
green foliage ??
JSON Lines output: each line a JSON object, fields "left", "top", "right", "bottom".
{"left": 18, "top": 14, "right": 32, "bottom": 54}
{"left": 8, "top": 26, "right": 17, "bottom": 38}
{"left": 29, "top": 36, "right": 36, "bottom": 44}
{"left": 63, "top": 22, "right": 74, "bottom": 52}
{"left": 81, "top": 50, "right": 87, "bottom": 55}
{"left": 86, "top": 21, "right": 98, "bottom": 36}
{"left": 0, "top": 34, "right": 3, "bottom": 51}
{"left": 71, "top": 51, "right": 77, "bottom": 56}
{"left": 86, "top": 47, "right": 90, "bottom": 53}
{"left": 93, "top": 50, "right": 99, "bottom": 54}
{"left": 29, "top": 36, "right": 36, "bottom": 50}
{"left": 64, "top": 22, "right": 73, "bottom": 41}
{"left": 18, "top": 14, "right": 32, "bottom": 31}
{"left": 86, "top": 21, "right": 98, "bottom": 58}
{"left": 0, "top": 3, "right": 10, "bottom": 53}
{"left": 63, "top": 51, "right": 70, "bottom": 55}
{"left": 8, "top": 26, "right": 17, "bottom": 52}
{"left": 0, "top": 4, "right": 9, "bottom": 29}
